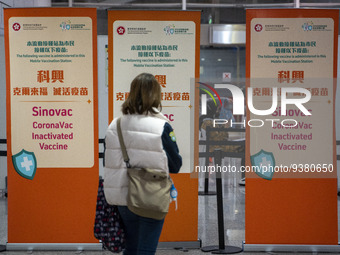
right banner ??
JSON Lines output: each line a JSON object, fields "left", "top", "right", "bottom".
{"left": 245, "top": 9, "right": 339, "bottom": 251}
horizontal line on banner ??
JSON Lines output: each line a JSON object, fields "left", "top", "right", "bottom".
{"left": 162, "top": 106, "right": 187, "bottom": 107}
{"left": 19, "top": 101, "right": 80, "bottom": 103}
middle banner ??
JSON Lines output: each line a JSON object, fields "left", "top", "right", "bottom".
{"left": 108, "top": 10, "right": 201, "bottom": 244}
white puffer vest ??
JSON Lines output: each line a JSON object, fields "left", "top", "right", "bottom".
{"left": 103, "top": 113, "right": 169, "bottom": 206}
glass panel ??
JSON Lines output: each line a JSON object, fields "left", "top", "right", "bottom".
{"left": 200, "top": 47, "right": 246, "bottom": 90}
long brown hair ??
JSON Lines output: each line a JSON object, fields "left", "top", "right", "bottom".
{"left": 121, "top": 73, "right": 162, "bottom": 115}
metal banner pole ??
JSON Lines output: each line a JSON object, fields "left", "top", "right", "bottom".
{"left": 199, "top": 126, "right": 216, "bottom": 196}
{"left": 202, "top": 149, "right": 242, "bottom": 254}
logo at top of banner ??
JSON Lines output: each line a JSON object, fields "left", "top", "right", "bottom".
{"left": 250, "top": 150, "right": 275, "bottom": 180}
{"left": 60, "top": 20, "right": 87, "bottom": 31}
{"left": 302, "top": 21, "right": 313, "bottom": 31}
{"left": 60, "top": 20, "right": 71, "bottom": 31}
{"left": 302, "top": 21, "right": 329, "bottom": 32}
{"left": 117, "top": 26, "right": 126, "bottom": 35}
{"left": 164, "top": 25, "right": 175, "bottom": 35}
{"left": 254, "top": 24, "right": 263, "bottom": 32}
{"left": 12, "top": 23, "right": 21, "bottom": 31}
{"left": 163, "top": 24, "right": 193, "bottom": 35}
{"left": 12, "top": 149, "right": 37, "bottom": 180}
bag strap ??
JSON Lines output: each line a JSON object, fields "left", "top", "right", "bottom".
{"left": 117, "top": 117, "right": 131, "bottom": 168}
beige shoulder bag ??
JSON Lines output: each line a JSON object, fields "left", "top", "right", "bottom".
{"left": 117, "top": 117, "right": 172, "bottom": 220}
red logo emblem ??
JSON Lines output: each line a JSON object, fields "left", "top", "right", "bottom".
{"left": 13, "top": 23, "right": 21, "bottom": 31}
{"left": 254, "top": 24, "right": 263, "bottom": 32}
{"left": 117, "top": 26, "right": 125, "bottom": 35}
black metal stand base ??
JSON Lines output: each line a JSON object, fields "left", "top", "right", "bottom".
{"left": 0, "top": 245, "right": 6, "bottom": 252}
{"left": 212, "top": 246, "right": 243, "bottom": 254}
{"left": 201, "top": 245, "right": 219, "bottom": 252}
{"left": 202, "top": 245, "right": 242, "bottom": 254}
{"left": 198, "top": 191, "right": 217, "bottom": 196}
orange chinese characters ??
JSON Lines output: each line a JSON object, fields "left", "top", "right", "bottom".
{"left": 62, "top": 87, "right": 71, "bottom": 96}
{"left": 53, "top": 87, "right": 62, "bottom": 95}
{"left": 278, "top": 70, "right": 304, "bottom": 83}
{"left": 311, "top": 88, "right": 319, "bottom": 96}
{"left": 52, "top": 70, "right": 64, "bottom": 83}
{"left": 278, "top": 70, "right": 290, "bottom": 83}
{"left": 116, "top": 91, "right": 190, "bottom": 101}
{"left": 182, "top": 92, "right": 190, "bottom": 100}
{"left": 253, "top": 88, "right": 261, "bottom": 96}
{"left": 320, "top": 88, "right": 328, "bottom": 96}
{"left": 53, "top": 87, "right": 88, "bottom": 96}
{"left": 116, "top": 92, "right": 124, "bottom": 101}
{"left": 13, "top": 87, "right": 21, "bottom": 95}
{"left": 40, "top": 87, "right": 48, "bottom": 95}
{"left": 292, "top": 71, "right": 304, "bottom": 83}
{"left": 71, "top": 87, "right": 79, "bottom": 96}
{"left": 80, "top": 87, "right": 88, "bottom": 96}
{"left": 173, "top": 92, "right": 181, "bottom": 101}
{"left": 261, "top": 88, "right": 272, "bottom": 96}
{"left": 31, "top": 87, "right": 39, "bottom": 96}
{"left": 13, "top": 87, "right": 48, "bottom": 96}
{"left": 252, "top": 88, "right": 282, "bottom": 97}
{"left": 22, "top": 87, "right": 30, "bottom": 95}
{"left": 37, "top": 70, "right": 50, "bottom": 83}
{"left": 37, "top": 70, "right": 64, "bottom": 83}
{"left": 155, "top": 75, "right": 166, "bottom": 88}
{"left": 164, "top": 92, "right": 172, "bottom": 100}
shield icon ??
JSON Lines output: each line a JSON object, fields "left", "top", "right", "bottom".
{"left": 12, "top": 149, "right": 37, "bottom": 180}
{"left": 250, "top": 149, "right": 275, "bottom": 180}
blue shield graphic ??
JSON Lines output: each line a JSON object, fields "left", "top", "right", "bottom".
{"left": 250, "top": 150, "right": 275, "bottom": 180}
{"left": 12, "top": 149, "right": 37, "bottom": 180}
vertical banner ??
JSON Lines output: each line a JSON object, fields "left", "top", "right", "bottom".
{"left": 245, "top": 9, "right": 338, "bottom": 250}
{"left": 5, "top": 8, "right": 99, "bottom": 246}
{"left": 108, "top": 10, "right": 200, "bottom": 244}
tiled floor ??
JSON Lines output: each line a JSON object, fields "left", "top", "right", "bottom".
{"left": 1, "top": 161, "right": 340, "bottom": 254}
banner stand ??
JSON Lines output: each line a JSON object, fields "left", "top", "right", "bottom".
{"left": 6, "top": 243, "right": 102, "bottom": 251}
{"left": 198, "top": 173, "right": 217, "bottom": 196}
{"left": 108, "top": 10, "right": 200, "bottom": 245}
{"left": 201, "top": 150, "right": 242, "bottom": 254}
{"left": 198, "top": 132, "right": 217, "bottom": 196}
{"left": 245, "top": 9, "right": 338, "bottom": 250}
{"left": 5, "top": 7, "right": 99, "bottom": 247}
{"left": 243, "top": 243, "right": 340, "bottom": 253}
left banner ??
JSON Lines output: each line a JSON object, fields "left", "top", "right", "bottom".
{"left": 4, "top": 8, "right": 99, "bottom": 247}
